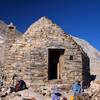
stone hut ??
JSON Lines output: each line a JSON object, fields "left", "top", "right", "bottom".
{"left": 0, "top": 22, "right": 21, "bottom": 81}
{"left": 4, "top": 17, "right": 90, "bottom": 90}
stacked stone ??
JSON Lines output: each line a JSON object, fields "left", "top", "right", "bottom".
{"left": 5, "top": 17, "right": 84, "bottom": 88}
{"left": 2, "top": 17, "right": 90, "bottom": 93}
{"left": 4, "top": 23, "right": 22, "bottom": 85}
{"left": 84, "top": 80, "right": 100, "bottom": 100}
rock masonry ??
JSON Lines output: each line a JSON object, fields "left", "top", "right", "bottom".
{"left": 1, "top": 17, "right": 90, "bottom": 91}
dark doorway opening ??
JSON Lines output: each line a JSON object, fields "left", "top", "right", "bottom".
{"left": 48, "top": 49, "right": 65, "bottom": 80}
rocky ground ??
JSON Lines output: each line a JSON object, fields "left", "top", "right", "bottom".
{"left": 0, "top": 78, "right": 100, "bottom": 100}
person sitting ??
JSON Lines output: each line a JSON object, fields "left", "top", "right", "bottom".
{"left": 15, "top": 79, "right": 27, "bottom": 92}
{"left": 51, "top": 87, "right": 62, "bottom": 100}
{"left": 71, "top": 81, "right": 81, "bottom": 96}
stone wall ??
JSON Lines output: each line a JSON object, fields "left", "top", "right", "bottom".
{"left": 3, "top": 24, "right": 22, "bottom": 85}
{"left": 82, "top": 52, "right": 90, "bottom": 88}
{"left": 3, "top": 17, "right": 90, "bottom": 91}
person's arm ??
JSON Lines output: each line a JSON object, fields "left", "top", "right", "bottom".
{"left": 77, "top": 85, "right": 81, "bottom": 93}
{"left": 71, "top": 83, "right": 74, "bottom": 90}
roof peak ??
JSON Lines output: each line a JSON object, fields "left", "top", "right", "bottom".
{"left": 33, "top": 16, "right": 52, "bottom": 25}
{"left": 8, "top": 22, "right": 14, "bottom": 26}
{"left": 38, "top": 16, "right": 48, "bottom": 20}
{"left": 25, "top": 16, "right": 62, "bottom": 34}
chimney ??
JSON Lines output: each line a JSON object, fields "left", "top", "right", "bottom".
{"left": 7, "top": 22, "right": 16, "bottom": 32}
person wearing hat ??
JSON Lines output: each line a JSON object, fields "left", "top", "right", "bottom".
{"left": 51, "top": 87, "right": 62, "bottom": 100}
{"left": 71, "top": 81, "right": 81, "bottom": 96}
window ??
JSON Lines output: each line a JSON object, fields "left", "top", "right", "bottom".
{"left": 9, "top": 26, "right": 14, "bottom": 29}
{"left": 69, "top": 55, "right": 73, "bottom": 60}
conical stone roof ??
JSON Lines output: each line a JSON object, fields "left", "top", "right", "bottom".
{"left": 25, "top": 16, "right": 64, "bottom": 35}
{"left": 10, "top": 16, "right": 78, "bottom": 53}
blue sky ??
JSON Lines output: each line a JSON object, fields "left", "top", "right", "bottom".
{"left": 0, "top": 0, "right": 100, "bottom": 50}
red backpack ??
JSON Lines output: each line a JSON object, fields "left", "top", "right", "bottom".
{"left": 15, "top": 83, "right": 20, "bottom": 92}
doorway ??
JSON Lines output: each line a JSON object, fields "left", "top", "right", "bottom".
{"left": 48, "top": 49, "right": 65, "bottom": 80}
